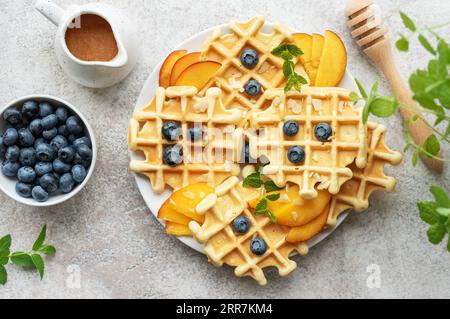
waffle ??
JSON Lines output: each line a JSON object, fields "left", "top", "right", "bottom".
{"left": 129, "top": 86, "right": 245, "bottom": 193}
{"left": 200, "top": 16, "right": 307, "bottom": 114}
{"left": 190, "top": 176, "right": 309, "bottom": 286}
{"left": 248, "top": 87, "right": 368, "bottom": 200}
{"left": 326, "top": 121, "right": 403, "bottom": 226}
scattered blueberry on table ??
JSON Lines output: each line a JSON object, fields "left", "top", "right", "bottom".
{"left": 314, "top": 123, "right": 333, "bottom": 142}
{"left": 244, "top": 79, "right": 262, "bottom": 97}
{"left": 0, "top": 100, "right": 92, "bottom": 202}
{"left": 240, "top": 48, "right": 259, "bottom": 69}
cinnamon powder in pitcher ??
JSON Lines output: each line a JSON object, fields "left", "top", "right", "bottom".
{"left": 65, "top": 14, "right": 119, "bottom": 62}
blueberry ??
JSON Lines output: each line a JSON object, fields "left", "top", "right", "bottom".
{"left": 241, "top": 142, "right": 257, "bottom": 164}
{"left": 29, "top": 119, "right": 43, "bottom": 136}
{"left": 73, "top": 153, "right": 90, "bottom": 168}
{"left": 3, "top": 128, "right": 18, "bottom": 146}
{"left": 58, "top": 125, "right": 69, "bottom": 136}
{"left": 163, "top": 145, "right": 183, "bottom": 166}
{"left": 15, "top": 182, "right": 33, "bottom": 198}
{"left": 66, "top": 116, "right": 83, "bottom": 135}
{"left": 287, "top": 146, "right": 305, "bottom": 164}
{"left": 58, "top": 146, "right": 76, "bottom": 163}
{"left": 55, "top": 107, "right": 69, "bottom": 124}
{"left": 18, "top": 128, "right": 35, "bottom": 147}
{"left": 53, "top": 158, "right": 72, "bottom": 174}
{"left": 41, "top": 114, "right": 59, "bottom": 130}
{"left": 315, "top": 123, "right": 333, "bottom": 142}
{"left": 17, "top": 166, "right": 36, "bottom": 183}
{"left": 67, "top": 134, "right": 77, "bottom": 144}
{"left": 250, "top": 237, "right": 267, "bottom": 256}
{"left": 22, "top": 100, "right": 39, "bottom": 120}
{"left": 59, "top": 173, "right": 75, "bottom": 194}
{"left": 32, "top": 186, "right": 49, "bottom": 202}
{"left": 1, "top": 161, "right": 20, "bottom": 177}
{"left": 50, "top": 135, "right": 68, "bottom": 151}
{"left": 283, "top": 120, "right": 300, "bottom": 137}
{"left": 34, "top": 137, "right": 45, "bottom": 149}
{"left": 233, "top": 216, "right": 251, "bottom": 234}
{"left": 240, "top": 49, "right": 259, "bottom": 69}
{"left": 36, "top": 143, "right": 55, "bottom": 162}
{"left": 244, "top": 79, "right": 262, "bottom": 96}
{"left": 5, "top": 146, "right": 20, "bottom": 161}
{"left": 19, "top": 147, "right": 37, "bottom": 167}
{"left": 73, "top": 136, "right": 92, "bottom": 148}
{"left": 187, "top": 126, "right": 202, "bottom": 142}
{"left": 0, "top": 137, "right": 5, "bottom": 159}
{"left": 72, "top": 164, "right": 87, "bottom": 183}
{"left": 3, "top": 108, "right": 22, "bottom": 125}
{"left": 39, "top": 102, "right": 54, "bottom": 118}
{"left": 162, "top": 121, "right": 182, "bottom": 141}
{"left": 43, "top": 127, "right": 58, "bottom": 140}
{"left": 75, "top": 144, "right": 92, "bottom": 162}
{"left": 35, "top": 162, "right": 53, "bottom": 176}
{"left": 39, "top": 173, "right": 59, "bottom": 193}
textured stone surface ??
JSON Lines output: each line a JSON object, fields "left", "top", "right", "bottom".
{"left": 0, "top": 0, "right": 450, "bottom": 299}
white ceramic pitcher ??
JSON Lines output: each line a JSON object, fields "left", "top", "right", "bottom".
{"left": 35, "top": 0, "right": 139, "bottom": 88}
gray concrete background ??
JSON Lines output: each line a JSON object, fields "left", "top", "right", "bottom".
{"left": 0, "top": 0, "right": 449, "bottom": 299}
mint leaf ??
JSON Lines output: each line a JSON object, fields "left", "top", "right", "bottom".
{"left": 283, "top": 61, "right": 294, "bottom": 78}
{"left": 10, "top": 252, "right": 35, "bottom": 268}
{"left": 0, "top": 235, "right": 11, "bottom": 253}
{"left": 243, "top": 172, "right": 262, "bottom": 188}
{"left": 32, "top": 225, "right": 47, "bottom": 251}
{"left": 396, "top": 36, "right": 409, "bottom": 52}
{"left": 412, "top": 148, "right": 420, "bottom": 166}
{"left": 0, "top": 265, "right": 6, "bottom": 285}
{"left": 255, "top": 198, "right": 268, "bottom": 214}
{"left": 370, "top": 81, "right": 380, "bottom": 97}
{"left": 418, "top": 34, "right": 436, "bottom": 55}
{"left": 400, "top": 11, "right": 417, "bottom": 32}
{"left": 418, "top": 202, "right": 440, "bottom": 225}
{"left": 349, "top": 91, "right": 360, "bottom": 103}
{"left": 427, "top": 223, "right": 447, "bottom": 245}
{"left": 271, "top": 44, "right": 289, "bottom": 56}
{"left": 0, "top": 250, "right": 9, "bottom": 266}
{"left": 267, "top": 210, "right": 277, "bottom": 223}
{"left": 264, "top": 181, "right": 283, "bottom": 192}
{"left": 31, "top": 254, "right": 45, "bottom": 280}
{"left": 362, "top": 102, "right": 371, "bottom": 124}
{"left": 355, "top": 79, "right": 368, "bottom": 99}
{"left": 266, "top": 193, "right": 281, "bottom": 201}
{"left": 430, "top": 185, "right": 450, "bottom": 208}
{"left": 424, "top": 134, "right": 441, "bottom": 156}
{"left": 39, "top": 245, "right": 56, "bottom": 256}
{"left": 286, "top": 44, "right": 303, "bottom": 57}
{"left": 369, "top": 97, "right": 399, "bottom": 118}
{"left": 437, "top": 208, "right": 450, "bottom": 219}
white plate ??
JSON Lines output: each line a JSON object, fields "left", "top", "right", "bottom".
{"left": 131, "top": 22, "right": 357, "bottom": 254}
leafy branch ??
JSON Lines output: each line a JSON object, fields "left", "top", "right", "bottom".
{"left": 271, "top": 43, "right": 308, "bottom": 93}
{"left": 0, "top": 225, "right": 56, "bottom": 285}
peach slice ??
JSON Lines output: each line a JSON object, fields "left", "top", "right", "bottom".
{"left": 293, "top": 33, "right": 314, "bottom": 83}
{"left": 315, "top": 30, "right": 348, "bottom": 87}
{"left": 158, "top": 198, "right": 192, "bottom": 226}
{"left": 159, "top": 50, "right": 187, "bottom": 88}
{"left": 166, "top": 222, "right": 192, "bottom": 236}
{"left": 174, "top": 61, "right": 222, "bottom": 90}
{"left": 286, "top": 208, "right": 329, "bottom": 243}
{"left": 310, "top": 34, "right": 324, "bottom": 84}
{"left": 169, "top": 52, "right": 201, "bottom": 86}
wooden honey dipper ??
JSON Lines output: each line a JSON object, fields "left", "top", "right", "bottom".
{"left": 345, "top": 0, "right": 444, "bottom": 173}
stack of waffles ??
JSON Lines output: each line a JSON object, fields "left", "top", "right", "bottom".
{"left": 128, "top": 16, "right": 403, "bottom": 285}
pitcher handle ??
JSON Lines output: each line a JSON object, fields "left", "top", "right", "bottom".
{"left": 35, "top": 0, "right": 65, "bottom": 26}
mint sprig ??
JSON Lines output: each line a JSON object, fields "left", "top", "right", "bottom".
{"left": 0, "top": 225, "right": 56, "bottom": 285}
{"left": 271, "top": 43, "right": 308, "bottom": 93}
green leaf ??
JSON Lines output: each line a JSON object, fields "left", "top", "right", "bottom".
{"left": 424, "top": 134, "right": 441, "bottom": 157}
{"left": 254, "top": 198, "right": 268, "bottom": 215}
{"left": 369, "top": 97, "right": 399, "bottom": 118}
{"left": 0, "top": 265, "right": 6, "bottom": 285}
{"left": 418, "top": 34, "right": 436, "bottom": 55}
{"left": 349, "top": 91, "right": 360, "bottom": 103}
{"left": 285, "top": 75, "right": 296, "bottom": 93}
{"left": 39, "top": 245, "right": 56, "bottom": 256}
{"left": 0, "top": 250, "right": 9, "bottom": 266}
{"left": 286, "top": 44, "right": 303, "bottom": 57}
{"left": 264, "top": 181, "right": 283, "bottom": 192}
{"left": 271, "top": 44, "right": 289, "bottom": 56}
{"left": 437, "top": 208, "right": 450, "bottom": 219}
{"left": 31, "top": 254, "right": 44, "bottom": 280}
{"left": 418, "top": 202, "right": 439, "bottom": 225}
{"left": 279, "top": 51, "right": 293, "bottom": 61}
{"left": 32, "top": 225, "right": 47, "bottom": 251}
{"left": 266, "top": 210, "right": 277, "bottom": 223}
{"left": 243, "top": 172, "right": 262, "bottom": 188}
{"left": 412, "top": 148, "right": 420, "bottom": 166}
{"left": 295, "top": 73, "right": 308, "bottom": 85}
{"left": 10, "top": 252, "right": 35, "bottom": 268}
{"left": 362, "top": 102, "right": 371, "bottom": 124}
{"left": 427, "top": 223, "right": 447, "bottom": 245}
{"left": 355, "top": 79, "right": 368, "bottom": 99}
{"left": 283, "top": 61, "right": 294, "bottom": 78}
{"left": 370, "top": 81, "right": 380, "bottom": 97}
{"left": 430, "top": 185, "right": 450, "bottom": 208}
{"left": 0, "top": 235, "right": 11, "bottom": 253}
{"left": 266, "top": 193, "right": 281, "bottom": 201}
{"left": 396, "top": 37, "right": 409, "bottom": 52}
{"left": 400, "top": 11, "right": 416, "bottom": 31}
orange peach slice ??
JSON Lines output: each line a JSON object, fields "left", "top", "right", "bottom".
{"left": 166, "top": 222, "right": 192, "bottom": 236}
{"left": 169, "top": 52, "right": 201, "bottom": 86}
{"left": 158, "top": 198, "right": 192, "bottom": 225}
{"left": 315, "top": 30, "right": 348, "bottom": 87}
{"left": 286, "top": 208, "right": 329, "bottom": 243}
{"left": 174, "top": 61, "right": 222, "bottom": 90}
{"left": 309, "top": 34, "right": 324, "bottom": 84}
{"left": 159, "top": 50, "right": 187, "bottom": 88}
{"left": 168, "top": 183, "right": 214, "bottom": 223}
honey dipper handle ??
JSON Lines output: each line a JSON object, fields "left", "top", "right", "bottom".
{"left": 376, "top": 48, "right": 444, "bottom": 173}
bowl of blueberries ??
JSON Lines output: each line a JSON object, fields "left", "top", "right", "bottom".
{"left": 0, "top": 95, "right": 96, "bottom": 206}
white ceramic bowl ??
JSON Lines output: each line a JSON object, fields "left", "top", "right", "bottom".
{"left": 0, "top": 95, "right": 97, "bottom": 207}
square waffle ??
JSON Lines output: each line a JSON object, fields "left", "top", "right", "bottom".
{"left": 248, "top": 87, "right": 368, "bottom": 199}
{"left": 129, "top": 86, "right": 245, "bottom": 193}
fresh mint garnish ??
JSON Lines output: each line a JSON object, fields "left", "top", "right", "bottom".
{"left": 271, "top": 43, "right": 308, "bottom": 93}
